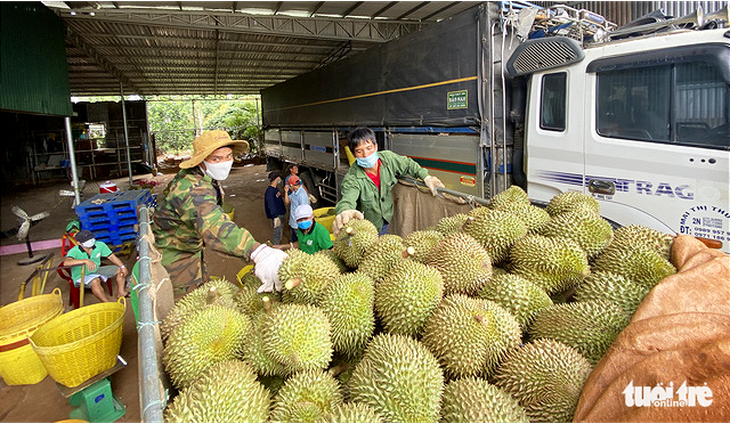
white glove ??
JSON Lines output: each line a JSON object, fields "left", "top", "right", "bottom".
{"left": 424, "top": 175, "right": 445, "bottom": 196}
{"left": 308, "top": 194, "right": 318, "bottom": 204}
{"left": 251, "top": 244, "right": 288, "bottom": 293}
{"left": 333, "top": 210, "right": 364, "bottom": 236}
{"left": 273, "top": 217, "right": 282, "bottom": 228}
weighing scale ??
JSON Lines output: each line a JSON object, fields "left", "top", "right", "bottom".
{"left": 56, "top": 356, "right": 127, "bottom": 423}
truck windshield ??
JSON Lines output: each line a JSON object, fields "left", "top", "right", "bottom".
{"left": 596, "top": 61, "right": 729, "bottom": 150}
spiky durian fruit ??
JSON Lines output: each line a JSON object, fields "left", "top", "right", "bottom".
{"left": 319, "top": 273, "right": 375, "bottom": 358}
{"left": 528, "top": 300, "right": 629, "bottom": 365}
{"left": 545, "top": 191, "right": 600, "bottom": 217}
{"left": 234, "top": 285, "right": 282, "bottom": 316}
{"left": 575, "top": 271, "right": 650, "bottom": 317}
{"left": 434, "top": 213, "right": 469, "bottom": 236}
{"left": 160, "top": 279, "right": 239, "bottom": 341}
{"left": 403, "top": 230, "right": 444, "bottom": 263}
{"left": 319, "top": 249, "right": 350, "bottom": 273}
{"left": 477, "top": 274, "right": 552, "bottom": 330}
{"left": 489, "top": 185, "right": 530, "bottom": 209}
{"left": 591, "top": 243, "right": 676, "bottom": 289}
{"left": 463, "top": 207, "right": 528, "bottom": 264}
{"left": 426, "top": 233, "right": 492, "bottom": 296}
{"left": 610, "top": 225, "right": 674, "bottom": 260}
{"left": 163, "top": 305, "right": 250, "bottom": 389}
{"left": 375, "top": 260, "right": 444, "bottom": 338}
{"left": 333, "top": 219, "right": 379, "bottom": 268}
{"left": 321, "top": 402, "right": 384, "bottom": 423}
{"left": 498, "top": 202, "right": 551, "bottom": 233}
{"left": 441, "top": 376, "right": 528, "bottom": 423}
{"left": 241, "top": 308, "right": 290, "bottom": 377}
{"left": 270, "top": 370, "right": 344, "bottom": 423}
{"left": 279, "top": 249, "right": 341, "bottom": 305}
{"left": 329, "top": 352, "right": 363, "bottom": 399}
{"left": 421, "top": 294, "right": 521, "bottom": 378}
{"left": 357, "top": 235, "right": 410, "bottom": 284}
{"left": 493, "top": 339, "right": 592, "bottom": 423}
{"left": 164, "top": 360, "right": 271, "bottom": 423}
{"left": 510, "top": 234, "right": 590, "bottom": 295}
{"left": 348, "top": 333, "right": 444, "bottom": 422}
{"left": 261, "top": 303, "right": 333, "bottom": 373}
{"left": 539, "top": 209, "right": 614, "bottom": 258}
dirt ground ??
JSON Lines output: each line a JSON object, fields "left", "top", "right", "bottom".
{"left": 0, "top": 162, "right": 283, "bottom": 423}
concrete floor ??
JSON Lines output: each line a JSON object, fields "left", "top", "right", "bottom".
{"left": 0, "top": 162, "right": 283, "bottom": 422}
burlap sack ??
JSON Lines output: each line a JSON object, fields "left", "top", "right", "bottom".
{"left": 390, "top": 181, "right": 474, "bottom": 237}
{"left": 573, "top": 236, "right": 730, "bottom": 422}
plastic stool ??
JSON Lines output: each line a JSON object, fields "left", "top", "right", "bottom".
{"left": 56, "top": 263, "right": 113, "bottom": 309}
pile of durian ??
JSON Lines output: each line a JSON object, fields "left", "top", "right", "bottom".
{"left": 160, "top": 186, "right": 676, "bottom": 423}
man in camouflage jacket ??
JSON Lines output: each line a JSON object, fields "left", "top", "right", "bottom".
{"left": 153, "top": 130, "right": 287, "bottom": 298}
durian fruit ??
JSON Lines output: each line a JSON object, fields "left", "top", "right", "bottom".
{"left": 333, "top": 219, "right": 379, "bottom": 268}
{"left": 270, "top": 370, "right": 344, "bottom": 423}
{"left": 164, "top": 360, "right": 271, "bottom": 423}
{"left": 421, "top": 294, "right": 521, "bottom": 378}
{"left": 235, "top": 285, "right": 281, "bottom": 316}
{"left": 477, "top": 274, "right": 553, "bottom": 330}
{"left": 545, "top": 191, "right": 600, "bottom": 217}
{"left": 528, "top": 300, "right": 629, "bottom": 365}
{"left": 591, "top": 243, "right": 676, "bottom": 289}
{"left": 510, "top": 234, "right": 590, "bottom": 295}
{"left": 539, "top": 209, "right": 614, "bottom": 258}
{"left": 279, "top": 249, "right": 341, "bottom": 305}
{"left": 241, "top": 307, "right": 290, "bottom": 377}
{"left": 426, "top": 233, "right": 492, "bottom": 296}
{"left": 321, "top": 402, "right": 384, "bottom": 423}
{"left": 319, "top": 249, "right": 350, "bottom": 273}
{"left": 403, "top": 230, "right": 444, "bottom": 263}
{"left": 610, "top": 224, "right": 674, "bottom": 260}
{"left": 347, "top": 333, "right": 444, "bottom": 423}
{"left": 488, "top": 185, "right": 530, "bottom": 209}
{"left": 463, "top": 207, "right": 528, "bottom": 264}
{"left": 441, "top": 376, "right": 528, "bottom": 423}
{"left": 498, "top": 202, "right": 551, "bottom": 233}
{"left": 357, "top": 234, "right": 410, "bottom": 284}
{"left": 318, "top": 273, "right": 375, "bottom": 358}
{"left": 163, "top": 305, "right": 250, "bottom": 389}
{"left": 261, "top": 303, "right": 333, "bottom": 373}
{"left": 160, "top": 279, "right": 239, "bottom": 341}
{"left": 434, "top": 213, "right": 469, "bottom": 236}
{"left": 574, "top": 271, "right": 650, "bottom": 317}
{"left": 329, "top": 352, "right": 362, "bottom": 399}
{"left": 375, "top": 260, "right": 444, "bottom": 338}
{"left": 493, "top": 339, "right": 592, "bottom": 423}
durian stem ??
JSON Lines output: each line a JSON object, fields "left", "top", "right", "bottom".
{"left": 262, "top": 296, "right": 271, "bottom": 313}
{"left": 345, "top": 227, "right": 355, "bottom": 237}
{"left": 402, "top": 246, "right": 415, "bottom": 258}
{"left": 285, "top": 277, "right": 302, "bottom": 290}
{"left": 329, "top": 363, "right": 349, "bottom": 377}
{"left": 473, "top": 315, "right": 489, "bottom": 326}
{"left": 205, "top": 286, "right": 219, "bottom": 304}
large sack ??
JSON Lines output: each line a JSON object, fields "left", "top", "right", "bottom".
{"left": 574, "top": 236, "right": 730, "bottom": 422}
{"left": 390, "top": 181, "right": 472, "bottom": 237}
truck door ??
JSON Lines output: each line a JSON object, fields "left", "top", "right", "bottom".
{"left": 583, "top": 46, "right": 730, "bottom": 251}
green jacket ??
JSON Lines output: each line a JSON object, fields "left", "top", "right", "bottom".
{"left": 152, "top": 167, "right": 257, "bottom": 267}
{"left": 335, "top": 150, "right": 429, "bottom": 231}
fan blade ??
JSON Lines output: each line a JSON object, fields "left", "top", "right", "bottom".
{"left": 29, "top": 211, "right": 50, "bottom": 221}
{"left": 17, "top": 220, "right": 30, "bottom": 240}
{"left": 11, "top": 205, "right": 29, "bottom": 221}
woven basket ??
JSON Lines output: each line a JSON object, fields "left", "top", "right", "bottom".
{"left": 0, "top": 288, "right": 64, "bottom": 385}
{"left": 30, "top": 298, "right": 125, "bottom": 388}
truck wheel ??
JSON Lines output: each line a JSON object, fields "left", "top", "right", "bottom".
{"left": 299, "top": 171, "right": 320, "bottom": 207}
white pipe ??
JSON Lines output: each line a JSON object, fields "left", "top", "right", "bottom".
{"left": 120, "top": 83, "right": 134, "bottom": 186}
{"left": 64, "top": 117, "right": 81, "bottom": 206}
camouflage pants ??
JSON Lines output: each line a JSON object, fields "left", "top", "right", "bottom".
{"left": 162, "top": 250, "right": 209, "bottom": 299}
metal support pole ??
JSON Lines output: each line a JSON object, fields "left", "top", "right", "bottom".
{"left": 120, "top": 83, "right": 134, "bottom": 186}
{"left": 64, "top": 117, "right": 82, "bottom": 206}
{"left": 137, "top": 206, "right": 165, "bottom": 423}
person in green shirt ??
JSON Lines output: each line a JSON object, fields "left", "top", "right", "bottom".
{"left": 63, "top": 229, "right": 129, "bottom": 302}
{"left": 333, "top": 127, "right": 445, "bottom": 235}
{"left": 279, "top": 204, "right": 333, "bottom": 254}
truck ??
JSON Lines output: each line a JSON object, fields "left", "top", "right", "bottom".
{"left": 261, "top": 2, "right": 730, "bottom": 252}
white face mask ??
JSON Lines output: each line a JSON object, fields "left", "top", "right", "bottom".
{"left": 81, "top": 239, "right": 95, "bottom": 248}
{"left": 202, "top": 160, "right": 233, "bottom": 181}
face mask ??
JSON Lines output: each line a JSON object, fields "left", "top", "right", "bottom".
{"left": 203, "top": 160, "right": 234, "bottom": 181}
{"left": 81, "top": 239, "right": 95, "bottom": 248}
{"left": 297, "top": 220, "right": 313, "bottom": 230}
{"left": 356, "top": 151, "right": 379, "bottom": 169}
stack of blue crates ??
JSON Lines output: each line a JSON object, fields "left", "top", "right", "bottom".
{"left": 75, "top": 189, "right": 154, "bottom": 248}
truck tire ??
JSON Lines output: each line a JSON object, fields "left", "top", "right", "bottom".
{"left": 299, "top": 171, "right": 320, "bottom": 208}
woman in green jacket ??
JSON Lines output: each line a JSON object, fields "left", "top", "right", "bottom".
{"left": 333, "top": 127, "right": 444, "bottom": 235}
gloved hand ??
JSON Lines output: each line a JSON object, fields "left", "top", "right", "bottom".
{"left": 273, "top": 216, "right": 282, "bottom": 228}
{"left": 250, "top": 244, "right": 288, "bottom": 293}
{"left": 424, "top": 175, "right": 445, "bottom": 196}
{"left": 308, "top": 194, "right": 318, "bottom": 204}
{"left": 333, "top": 210, "right": 364, "bottom": 236}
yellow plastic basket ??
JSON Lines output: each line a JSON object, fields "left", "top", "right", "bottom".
{"left": 314, "top": 207, "right": 336, "bottom": 234}
{"left": 30, "top": 298, "right": 126, "bottom": 388}
{"left": 0, "top": 288, "right": 64, "bottom": 385}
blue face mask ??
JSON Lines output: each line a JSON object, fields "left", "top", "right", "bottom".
{"left": 356, "top": 151, "right": 379, "bottom": 169}
{"left": 297, "top": 220, "right": 313, "bottom": 230}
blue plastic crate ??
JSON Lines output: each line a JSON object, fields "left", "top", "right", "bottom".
{"left": 76, "top": 190, "right": 151, "bottom": 217}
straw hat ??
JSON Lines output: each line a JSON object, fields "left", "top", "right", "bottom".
{"left": 179, "top": 130, "right": 250, "bottom": 169}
